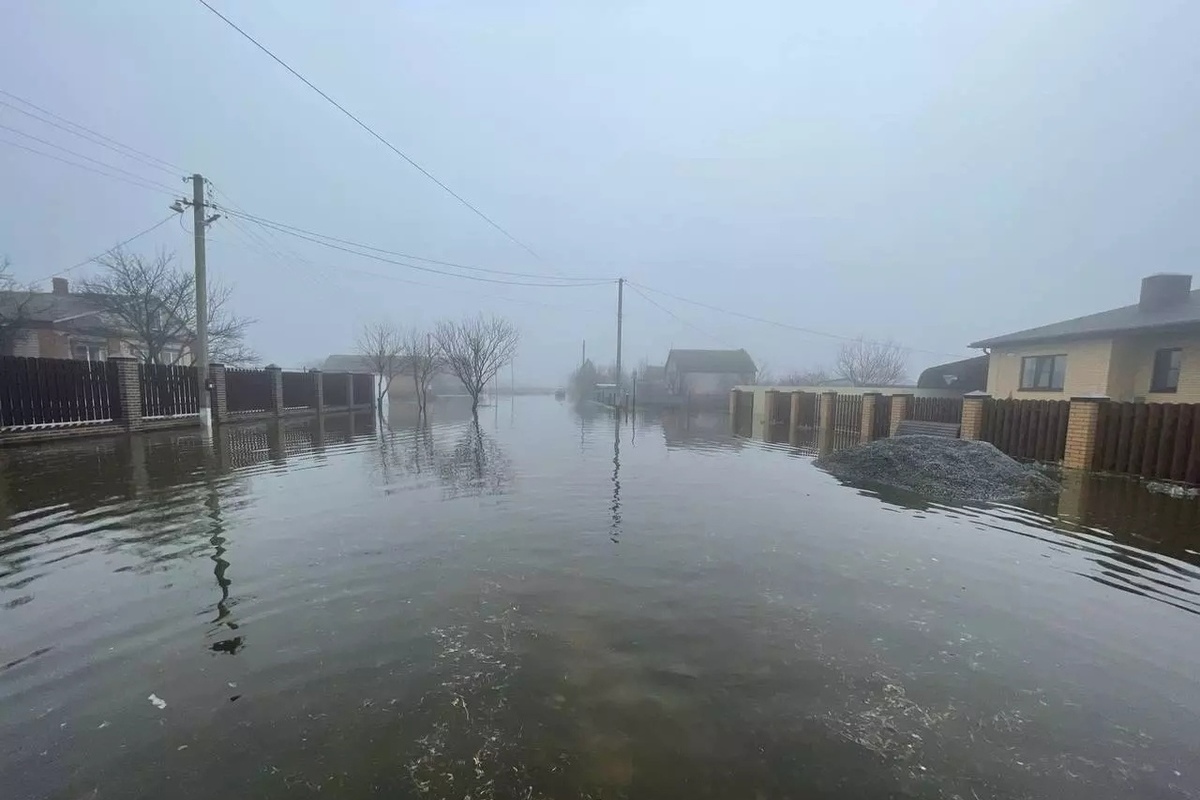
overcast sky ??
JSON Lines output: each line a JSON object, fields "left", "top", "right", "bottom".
{"left": 2, "top": 1, "right": 1198, "bottom": 383}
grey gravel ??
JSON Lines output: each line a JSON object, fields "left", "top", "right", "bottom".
{"left": 817, "top": 435, "right": 1060, "bottom": 502}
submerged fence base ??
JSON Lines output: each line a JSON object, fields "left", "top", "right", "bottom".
{"left": 731, "top": 387, "right": 1200, "bottom": 486}
{"left": 1, "top": 358, "right": 375, "bottom": 448}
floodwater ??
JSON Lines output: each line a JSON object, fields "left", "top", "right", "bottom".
{"left": 2, "top": 398, "right": 1199, "bottom": 800}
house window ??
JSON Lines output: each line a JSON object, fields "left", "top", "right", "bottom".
{"left": 1019, "top": 354, "right": 1066, "bottom": 391}
{"left": 72, "top": 343, "right": 107, "bottom": 363}
{"left": 1151, "top": 348, "right": 1182, "bottom": 393}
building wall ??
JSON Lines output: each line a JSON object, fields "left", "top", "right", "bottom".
{"left": 1113, "top": 332, "right": 1200, "bottom": 402}
{"left": 682, "top": 371, "right": 750, "bottom": 395}
{"left": 9, "top": 329, "right": 39, "bottom": 357}
{"left": 986, "top": 339, "right": 1114, "bottom": 398}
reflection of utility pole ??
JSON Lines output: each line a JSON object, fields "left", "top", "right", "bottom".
{"left": 610, "top": 413, "right": 622, "bottom": 543}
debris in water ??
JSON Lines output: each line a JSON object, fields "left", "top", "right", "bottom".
{"left": 817, "top": 436, "right": 1060, "bottom": 502}
{"left": 148, "top": 694, "right": 167, "bottom": 710}
{"left": 1144, "top": 480, "right": 1200, "bottom": 499}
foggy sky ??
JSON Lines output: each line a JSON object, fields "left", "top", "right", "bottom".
{"left": 2, "top": 1, "right": 1199, "bottom": 384}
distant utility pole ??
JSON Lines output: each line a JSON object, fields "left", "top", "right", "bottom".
{"left": 184, "top": 173, "right": 219, "bottom": 429}
{"left": 615, "top": 278, "right": 624, "bottom": 387}
{"left": 581, "top": 340, "right": 586, "bottom": 368}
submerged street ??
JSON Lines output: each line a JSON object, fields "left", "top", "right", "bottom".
{"left": 2, "top": 397, "right": 1199, "bottom": 799}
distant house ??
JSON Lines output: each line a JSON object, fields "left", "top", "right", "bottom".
{"left": 0, "top": 277, "right": 192, "bottom": 364}
{"left": 970, "top": 274, "right": 1200, "bottom": 402}
{"left": 917, "top": 355, "right": 989, "bottom": 393}
{"left": 664, "top": 349, "right": 757, "bottom": 397}
{"left": 321, "top": 354, "right": 467, "bottom": 400}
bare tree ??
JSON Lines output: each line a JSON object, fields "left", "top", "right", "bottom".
{"left": 356, "top": 321, "right": 404, "bottom": 409}
{"left": 81, "top": 247, "right": 256, "bottom": 366}
{"left": 779, "top": 367, "right": 832, "bottom": 386}
{"left": 0, "top": 256, "right": 39, "bottom": 355}
{"left": 835, "top": 337, "right": 908, "bottom": 387}
{"left": 433, "top": 315, "right": 519, "bottom": 415}
{"left": 399, "top": 327, "right": 442, "bottom": 415}
{"left": 754, "top": 361, "right": 776, "bottom": 385}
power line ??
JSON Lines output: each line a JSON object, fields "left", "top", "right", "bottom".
{"left": 629, "top": 280, "right": 972, "bottom": 360}
{"left": 205, "top": 223, "right": 609, "bottom": 314}
{"left": 216, "top": 206, "right": 614, "bottom": 288}
{"left": 0, "top": 136, "right": 183, "bottom": 199}
{"left": 214, "top": 205, "right": 604, "bottom": 282}
{"left": 27, "top": 214, "right": 180, "bottom": 285}
{"left": 0, "top": 91, "right": 184, "bottom": 176}
{"left": 0, "top": 122, "right": 182, "bottom": 195}
{"left": 194, "top": 0, "right": 543, "bottom": 261}
{"left": 627, "top": 282, "right": 732, "bottom": 348}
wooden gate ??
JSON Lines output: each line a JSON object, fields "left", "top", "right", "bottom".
{"left": 733, "top": 390, "right": 753, "bottom": 437}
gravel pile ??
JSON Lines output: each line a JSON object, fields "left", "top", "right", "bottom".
{"left": 817, "top": 435, "right": 1060, "bottom": 502}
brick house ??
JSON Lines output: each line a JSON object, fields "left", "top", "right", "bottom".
{"left": 971, "top": 274, "right": 1200, "bottom": 402}
{"left": 0, "top": 277, "right": 193, "bottom": 364}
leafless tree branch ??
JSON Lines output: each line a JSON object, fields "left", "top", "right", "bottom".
{"left": 355, "top": 321, "right": 405, "bottom": 408}
{"left": 433, "top": 315, "right": 519, "bottom": 415}
{"left": 80, "top": 247, "right": 256, "bottom": 366}
{"left": 399, "top": 326, "right": 443, "bottom": 415}
{"left": 835, "top": 337, "right": 908, "bottom": 387}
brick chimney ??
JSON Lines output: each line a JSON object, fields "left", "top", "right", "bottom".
{"left": 52, "top": 277, "right": 69, "bottom": 295}
{"left": 1139, "top": 273, "right": 1192, "bottom": 311}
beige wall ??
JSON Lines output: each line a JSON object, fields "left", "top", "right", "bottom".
{"left": 986, "top": 339, "right": 1113, "bottom": 398}
{"left": 1116, "top": 332, "right": 1200, "bottom": 402}
{"left": 987, "top": 333, "right": 1200, "bottom": 402}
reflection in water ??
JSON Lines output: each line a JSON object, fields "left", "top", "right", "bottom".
{"left": 610, "top": 414, "right": 622, "bottom": 543}
{"left": 2, "top": 400, "right": 1200, "bottom": 800}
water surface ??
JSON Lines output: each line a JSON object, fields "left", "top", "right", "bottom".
{"left": 2, "top": 399, "right": 1199, "bottom": 799}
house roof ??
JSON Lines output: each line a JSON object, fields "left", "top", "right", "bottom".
{"left": 665, "top": 348, "right": 757, "bottom": 374}
{"left": 322, "top": 354, "right": 379, "bottom": 374}
{"left": 970, "top": 288, "right": 1200, "bottom": 348}
{"left": 917, "top": 355, "right": 989, "bottom": 391}
{"left": 0, "top": 290, "right": 103, "bottom": 323}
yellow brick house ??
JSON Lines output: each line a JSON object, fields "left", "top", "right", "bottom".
{"left": 971, "top": 274, "right": 1200, "bottom": 402}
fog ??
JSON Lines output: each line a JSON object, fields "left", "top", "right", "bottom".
{"left": 2, "top": 1, "right": 1198, "bottom": 384}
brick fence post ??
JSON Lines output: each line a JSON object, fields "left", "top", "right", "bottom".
{"left": 788, "top": 390, "right": 802, "bottom": 446}
{"left": 312, "top": 370, "right": 325, "bottom": 414}
{"left": 346, "top": 372, "right": 356, "bottom": 409}
{"left": 111, "top": 356, "right": 143, "bottom": 432}
{"left": 960, "top": 391, "right": 990, "bottom": 440}
{"left": 728, "top": 388, "right": 738, "bottom": 418}
{"left": 889, "top": 393, "right": 912, "bottom": 436}
{"left": 267, "top": 365, "right": 284, "bottom": 416}
{"left": 1064, "top": 395, "right": 1107, "bottom": 470}
{"left": 818, "top": 391, "right": 837, "bottom": 454}
{"left": 860, "top": 392, "right": 880, "bottom": 443}
{"left": 208, "top": 363, "right": 227, "bottom": 423}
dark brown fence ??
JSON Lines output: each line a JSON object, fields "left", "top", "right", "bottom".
{"left": 323, "top": 373, "right": 349, "bottom": 407}
{"left": 139, "top": 363, "right": 199, "bottom": 418}
{"left": 872, "top": 395, "right": 892, "bottom": 440}
{"left": 831, "top": 394, "right": 862, "bottom": 450}
{"left": 733, "top": 390, "right": 753, "bottom": 438}
{"left": 766, "top": 391, "right": 790, "bottom": 442}
{"left": 980, "top": 398, "right": 1069, "bottom": 462}
{"left": 908, "top": 396, "right": 963, "bottom": 424}
{"left": 352, "top": 373, "right": 374, "bottom": 406}
{"left": 225, "top": 368, "right": 273, "bottom": 413}
{"left": 281, "top": 370, "right": 316, "bottom": 409}
{"left": 1093, "top": 402, "right": 1200, "bottom": 485}
{"left": 0, "top": 356, "right": 120, "bottom": 428}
